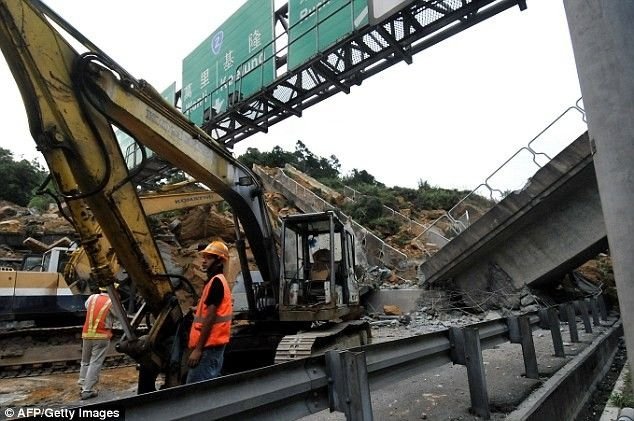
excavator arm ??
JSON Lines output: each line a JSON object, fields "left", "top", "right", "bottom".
{"left": 80, "top": 55, "right": 279, "bottom": 289}
{"left": 0, "top": 0, "right": 279, "bottom": 389}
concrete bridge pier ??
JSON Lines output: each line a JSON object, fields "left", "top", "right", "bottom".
{"left": 564, "top": 0, "right": 634, "bottom": 387}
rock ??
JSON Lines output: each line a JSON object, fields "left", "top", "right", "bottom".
{"left": 0, "top": 206, "right": 18, "bottom": 219}
{"left": 522, "top": 304, "right": 540, "bottom": 313}
{"left": 0, "top": 219, "right": 21, "bottom": 233}
{"left": 384, "top": 305, "right": 402, "bottom": 316}
{"left": 520, "top": 294, "right": 536, "bottom": 306}
{"left": 483, "top": 311, "right": 501, "bottom": 321}
{"left": 364, "top": 266, "right": 393, "bottom": 286}
{"left": 387, "top": 272, "right": 400, "bottom": 284}
{"left": 179, "top": 206, "right": 235, "bottom": 242}
{"left": 168, "top": 218, "right": 181, "bottom": 233}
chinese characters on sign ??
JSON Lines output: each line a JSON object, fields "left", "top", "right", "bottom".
{"left": 288, "top": 0, "right": 369, "bottom": 71}
{"left": 182, "top": 0, "right": 275, "bottom": 126}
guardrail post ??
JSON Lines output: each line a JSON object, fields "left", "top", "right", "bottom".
{"left": 589, "top": 298, "right": 601, "bottom": 326}
{"left": 563, "top": 303, "right": 580, "bottom": 343}
{"left": 576, "top": 300, "right": 593, "bottom": 333}
{"left": 325, "top": 350, "right": 373, "bottom": 421}
{"left": 449, "top": 327, "right": 466, "bottom": 365}
{"left": 506, "top": 317, "right": 521, "bottom": 343}
{"left": 547, "top": 307, "right": 566, "bottom": 357}
{"left": 519, "top": 315, "right": 539, "bottom": 379}
{"left": 538, "top": 309, "right": 550, "bottom": 329}
{"left": 598, "top": 295, "right": 609, "bottom": 321}
{"left": 450, "top": 327, "right": 490, "bottom": 419}
{"left": 464, "top": 328, "right": 491, "bottom": 419}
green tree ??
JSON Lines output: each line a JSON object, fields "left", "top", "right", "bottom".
{"left": 237, "top": 141, "right": 340, "bottom": 179}
{"left": 343, "top": 169, "right": 383, "bottom": 187}
{"left": 239, "top": 146, "right": 298, "bottom": 169}
{"left": 293, "top": 141, "right": 340, "bottom": 179}
{"left": 0, "top": 147, "right": 47, "bottom": 207}
{"left": 344, "top": 196, "right": 384, "bottom": 225}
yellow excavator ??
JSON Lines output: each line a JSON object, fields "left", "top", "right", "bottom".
{"left": 0, "top": 0, "right": 368, "bottom": 392}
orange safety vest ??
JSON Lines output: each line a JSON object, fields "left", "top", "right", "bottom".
{"left": 188, "top": 274, "right": 232, "bottom": 349}
{"left": 82, "top": 294, "right": 113, "bottom": 340}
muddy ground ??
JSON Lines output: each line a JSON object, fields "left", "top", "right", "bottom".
{"left": 0, "top": 366, "right": 138, "bottom": 411}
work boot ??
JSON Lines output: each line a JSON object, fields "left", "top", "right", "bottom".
{"left": 80, "top": 390, "right": 98, "bottom": 400}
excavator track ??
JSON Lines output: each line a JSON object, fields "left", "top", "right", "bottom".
{"left": 274, "top": 320, "right": 371, "bottom": 364}
{"left": 0, "top": 326, "right": 135, "bottom": 378}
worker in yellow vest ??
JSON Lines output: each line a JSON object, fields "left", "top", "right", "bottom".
{"left": 186, "top": 240, "right": 233, "bottom": 383}
{"left": 78, "top": 284, "right": 118, "bottom": 400}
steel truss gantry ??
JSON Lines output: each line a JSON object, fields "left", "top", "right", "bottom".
{"left": 203, "top": 0, "right": 527, "bottom": 147}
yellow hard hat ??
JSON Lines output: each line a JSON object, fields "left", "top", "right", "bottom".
{"left": 200, "top": 241, "right": 229, "bottom": 262}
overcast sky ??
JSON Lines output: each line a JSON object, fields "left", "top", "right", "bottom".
{"left": 0, "top": 0, "right": 586, "bottom": 191}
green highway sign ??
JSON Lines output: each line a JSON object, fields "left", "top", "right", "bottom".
{"left": 288, "top": 0, "right": 369, "bottom": 71}
{"left": 182, "top": 0, "right": 275, "bottom": 126}
{"left": 161, "top": 82, "right": 176, "bottom": 107}
{"left": 368, "top": 0, "right": 415, "bottom": 24}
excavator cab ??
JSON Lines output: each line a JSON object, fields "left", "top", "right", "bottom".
{"left": 279, "top": 211, "right": 361, "bottom": 321}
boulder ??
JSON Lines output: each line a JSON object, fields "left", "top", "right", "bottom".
{"left": 0, "top": 206, "right": 18, "bottom": 219}
{"left": 383, "top": 304, "right": 402, "bottom": 316}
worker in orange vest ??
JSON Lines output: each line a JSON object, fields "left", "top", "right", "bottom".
{"left": 78, "top": 283, "right": 118, "bottom": 400}
{"left": 186, "top": 240, "right": 233, "bottom": 383}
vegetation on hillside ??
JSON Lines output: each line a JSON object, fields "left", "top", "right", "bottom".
{"left": 0, "top": 147, "right": 48, "bottom": 208}
{"left": 1, "top": 140, "right": 482, "bottom": 238}
{"left": 239, "top": 140, "right": 340, "bottom": 180}
{"left": 237, "top": 141, "right": 482, "bottom": 236}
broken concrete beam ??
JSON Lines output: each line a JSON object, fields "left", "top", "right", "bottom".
{"left": 22, "top": 237, "right": 50, "bottom": 252}
{"left": 46, "top": 236, "right": 73, "bottom": 249}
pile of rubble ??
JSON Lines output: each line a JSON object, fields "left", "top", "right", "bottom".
{"left": 0, "top": 201, "right": 75, "bottom": 260}
{"left": 360, "top": 261, "right": 613, "bottom": 342}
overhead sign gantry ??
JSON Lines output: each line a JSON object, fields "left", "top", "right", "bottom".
{"left": 131, "top": 0, "right": 526, "bottom": 186}
{"left": 185, "top": 0, "right": 526, "bottom": 147}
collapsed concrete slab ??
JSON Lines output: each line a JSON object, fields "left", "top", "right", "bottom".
{"left": 419, "top": 132, "right": 606, "bottom": 308}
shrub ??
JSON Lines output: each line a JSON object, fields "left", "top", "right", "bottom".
{"left": 370, "top": 217, "right": 401, "bottom": 237}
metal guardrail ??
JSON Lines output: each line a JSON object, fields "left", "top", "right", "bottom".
{"left": 88, "top": 295, "right": 612, "bottom": 420}
{"left": 412, "top": 98, "right": 587, "bottom": 257}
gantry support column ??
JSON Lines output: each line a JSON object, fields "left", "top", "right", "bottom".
{"left": 563, "top": 0, "right": 634, "bottom": 388}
